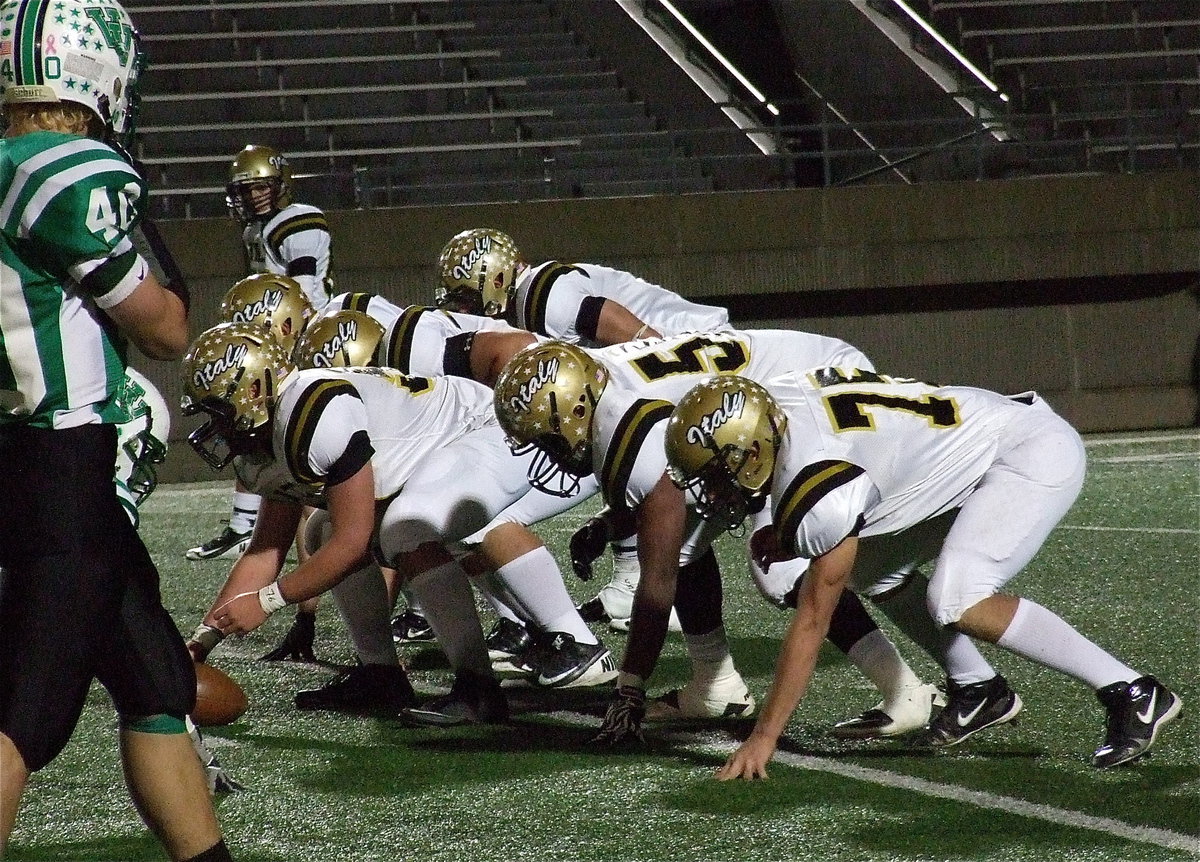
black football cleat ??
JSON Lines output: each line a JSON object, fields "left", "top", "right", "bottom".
{"left": 1092, "top": 675, "right": 1182, "bottom": 768}
{"left": 916, "top": 674, "right": 1022, "bottom": 747}
{"left": 399, "top": 670, "right": 509, "bottom": 727}
{"left": 391, "top": 609, "right": 435, "bottom": 644}
{"left": 535, "top": 633, "right": 618, "bottom": 689}
{"left": 294, "top": 663, "right": 416, "bottom": 715}
{"left": 185, "top": 524, "right": 252, "bottom": 561}
{"left": 485, "top": 618, "right": 534, "bottom": 662}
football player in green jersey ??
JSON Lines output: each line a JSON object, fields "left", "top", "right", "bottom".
{"left": 0, "top": 1, "right": 233, "bottom": 859}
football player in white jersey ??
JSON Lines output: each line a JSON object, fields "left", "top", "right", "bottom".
{"left": 372, "top": 306, "right": 619, "bottom": 687}
{"left": 493, "top": 337, "right": 997, "bottom": 742}
{"left": 436, "top": 227, "right": 730, "bottom": 632}
{"left": 666, "top": 374, "right": 1182, "bottom": 776}
{"left": 187, "top": 146, "right": 335, "bottom": 563}
{"left": 227, "top": 145, "right": 332, "bottom": 311}
{"left": 181, "top": 322, "right": 608, "bottom": 724}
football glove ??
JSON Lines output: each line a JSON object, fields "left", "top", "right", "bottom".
{"left": 260, "top": 609, "right": 316, "bottom": 662}
{"left": 590, "top": 685, "right": 647, "bottom": 746}
{"left": 569, "top": 516, "right": 611, "bottom": 581}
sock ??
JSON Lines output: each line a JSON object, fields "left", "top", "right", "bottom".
{"left": 683, "top": 626, "right": 736, "bottom": 685}
{"left": 845, "top": 629, "right": 924, "bottom": 700}
{"left": 491, "top": 547, "right": 596, "bottom": 644}
{"left": 398, "top": 588, "right": 427, "bottom": 619}
{"left": 873, "top": 573, "right": 996, "bottom": 686}
{"left": 469, "top": 573, "right": 524, "bottom": 625}
{"left": 229, "top": 490, "right": 261, "bottom": 534}
{"left": 997, "top": 598, "right": 1138, "bottom": 689}
{"left": 406, "top": 560, "right": 491, "bottom": 676}
{"left": 610, "top": 541, "right": 640, "bottom": 584}
{"left": 330, "top": 564, "right": 398, "bottom": 666}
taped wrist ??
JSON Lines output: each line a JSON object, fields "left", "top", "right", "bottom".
{"left": 258, "top": 582, "right": 288, "bottom": 615}
{"left": 189, "top": 623, "right": 225, "bottom": 655}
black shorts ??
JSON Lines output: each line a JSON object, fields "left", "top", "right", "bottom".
{"left": 0, "top": 423, "right": 194, "bottom": 771}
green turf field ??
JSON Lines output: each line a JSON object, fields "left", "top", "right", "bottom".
{"left": 7, "top": 430, "right": 1198, "bottom": 861}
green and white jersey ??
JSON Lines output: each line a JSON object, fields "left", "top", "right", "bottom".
{"left": 0, "top": 131, "right": 149, "bottom": 428}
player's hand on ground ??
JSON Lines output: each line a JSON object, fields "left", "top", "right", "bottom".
{"left": 213, "top": 591, "right": 267, "bottom": 636}
{"left": 590, "top": 685, "right": 646, "bottom": 746}
{"left": 260, "top": 609, "right": 316, "bottom": 661}
{"left": 569, "top": 516, "right": 611, "bottom": 581}
{"left": 714, "top": 733, "right": 777, "bottom": 781}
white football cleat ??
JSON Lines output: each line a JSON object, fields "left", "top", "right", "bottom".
{"left": 644, "top": 673, "right": 756, "bottom": 722}
{"left": 831, "top": 682, "right": 946, "bottom": 739}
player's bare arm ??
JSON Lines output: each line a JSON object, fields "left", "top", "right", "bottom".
{"left": 202, "top": 499, "right": 300, "bottom": 627}
{"left": 105, "top": 272, "right": 190, "bottom": 360}
{"left": 621, "top": 473, "right": 688, "bottom": 681}
{"left": 596, "top": 299, "right": 661, "bottom": 346}
{"left": 470, "top": 330, "right": 537, "bottom": 386}
{"left": 717, "top": 536, "right": 858, "bottom": 781}
{"left": 276, "top": 462, "right": 376, "bottom": 605}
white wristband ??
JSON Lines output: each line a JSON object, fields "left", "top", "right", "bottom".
{"left": 632, "top": 323, "right": 650, "bottom": 340}
{"left": 257, "top": 582, "right": 288, "bottom": 615}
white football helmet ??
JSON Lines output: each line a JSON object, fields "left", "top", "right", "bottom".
{"left": 435, "top": 228, "right": 524, "bottom": 316}
{"left": 180, "top": 322, "right": 294, "bottom": 470}
{"left": 665, "top": 376, "right": 787, "bottom": 532}
{"left": 114, "top": 367, "right": 170, "bottom": 507}
{"left": 0, "top": 0, "right": 145, "bottom": 147}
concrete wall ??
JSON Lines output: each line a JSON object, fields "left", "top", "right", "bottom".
{"left": 147, "top": 170, "right": 1199, "bottom": 482}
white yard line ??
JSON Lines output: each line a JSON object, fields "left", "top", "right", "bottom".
{"left": 1085, "top": 432, "right": 1199, "bottom": 447}
{"left": 540, "top": 711, "right": 1194, "bottom": 853}
{"left": 1092, "top": 452, "right": 1200, "bottom": 464}
{"left": 1057, "top": 525, "right": 1199, "bottom": 535}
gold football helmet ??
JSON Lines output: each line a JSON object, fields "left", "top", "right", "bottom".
{"left": 493, "top": 341, "right": 608, "bottom": 497}
{"left": 180, "top": 322, "right": 294, "bottom": 470}
{"left": 665, "top": 376, "right": 787, "bottom": 531}
{"left": 293, "top": 310, "right": 384, "bottom": 369}
{"left": 435, "top": 228, "right": 524, "bottom": 316}
{"left": 226, "top": 144, "right": 292, "bottom": 220}
{"left": 219, "top": 273, "right": 313, "bottom": 357}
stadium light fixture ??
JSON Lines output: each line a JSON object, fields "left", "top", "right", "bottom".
{"left": 889, "top": 0, "right": 1009, "bottom": 102}
{"left": 656, "top": 0, "right": 781, "bottom": 116}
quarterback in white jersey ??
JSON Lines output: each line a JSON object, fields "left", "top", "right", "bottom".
{"left": 666, "top": 374, "right": 1182, "bottom": 776}
{"left": 227, "top": 145, "right": 332, "bottom": 311}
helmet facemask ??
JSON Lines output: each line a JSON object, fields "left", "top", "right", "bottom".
{"left": 180, "top": 323, "right": 293, "bottom": 470}
{"left": 494, "top": 342, "right": 607, "bottom": 498}
{"left": 666, "top": 377, "right": 786, "bottom": 534}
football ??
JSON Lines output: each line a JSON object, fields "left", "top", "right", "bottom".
{"left": 192, "top": 661, "right": 248, "bottom": 727}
